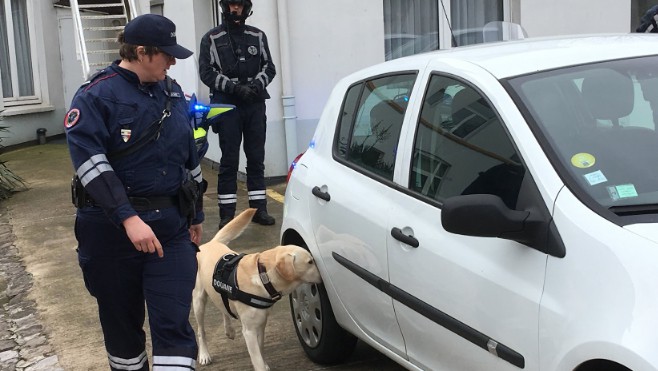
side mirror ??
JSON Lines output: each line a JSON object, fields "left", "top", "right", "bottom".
{"left": 441, "top": 194, "right": 565, "bottom": 258}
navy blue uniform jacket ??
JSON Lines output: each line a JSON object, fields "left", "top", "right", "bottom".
{"left": 65, "top": 62, "right": 205, "bottom": 226}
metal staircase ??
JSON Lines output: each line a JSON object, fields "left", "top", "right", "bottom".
{"left": 69, "top": 0, "right": 139, "bottom": 78}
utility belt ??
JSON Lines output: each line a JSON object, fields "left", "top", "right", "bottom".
{"left": 71, "top": 175, "right": 186, "bottom": 212}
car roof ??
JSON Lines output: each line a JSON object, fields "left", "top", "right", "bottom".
{"left": 353, "top": 34, "right": 658, "bottom": 80}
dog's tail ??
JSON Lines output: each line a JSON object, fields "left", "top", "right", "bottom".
{"left": 211, "top": 208, "right": 258, "bottom": 244}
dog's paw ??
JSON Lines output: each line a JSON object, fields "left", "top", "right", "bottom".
{"left": 198, "top": 352, "right": 212, "bottom": 366}
{"left": 224, "top": 326, "right": 236, "bottom": 340}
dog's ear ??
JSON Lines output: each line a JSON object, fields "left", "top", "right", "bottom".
{"left": 275, "top": 252, "right": 297, "bottom": 281}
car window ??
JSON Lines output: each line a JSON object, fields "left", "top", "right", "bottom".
{"left": 409, "top": 74, "right": 525, "bottom": 209}
{"left": 334, "top": 73, "right": 416, "bottom": 181}
{"left": 508, "top": 56, "right": 658, "bottom": 209}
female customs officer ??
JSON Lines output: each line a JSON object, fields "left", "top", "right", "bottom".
{"left": 65, "top": 14, "right": 204, "bottom": 371}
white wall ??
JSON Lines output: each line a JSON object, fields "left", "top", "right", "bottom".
{"left": 169, "top": 0, "right": 632, "bottom": 178}
{"left": 166, "top": 0, "right": 387, "bottom": 178}
{"left": 1, "top": 1, "right": 66, "bottom": 147}
{"left": 4, "top": 0, "right": 629, "bottom": 167}
{"left": 518, "top": 0, "right": 630, "bottom": 37}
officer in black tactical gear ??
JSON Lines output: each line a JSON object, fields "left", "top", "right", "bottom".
{"left": 199, "top": 0, "right": 277, "bottom": 229}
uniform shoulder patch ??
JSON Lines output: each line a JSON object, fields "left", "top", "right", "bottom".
{"left": 64, "top": 109, "right": 81, "bottom": 129}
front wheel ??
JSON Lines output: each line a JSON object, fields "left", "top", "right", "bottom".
{"left": 290, "top": 282, "right": 357, "bottom": 364}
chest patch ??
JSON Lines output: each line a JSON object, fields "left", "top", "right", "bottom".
{"left": 247, "top": 45, "right": 258, "bottom": 56}
{"left": 64, "top": 109, "right": 80, "bottom": 129}
{"left": 120, "top": 129, "right": 132, "bottom": 143}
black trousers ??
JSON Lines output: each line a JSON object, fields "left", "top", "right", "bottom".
{"left": 216, "top": 101, "right": 268, "bottom": 219}
{"left": 76, "top": 207, "right": 198, "bottom": 370}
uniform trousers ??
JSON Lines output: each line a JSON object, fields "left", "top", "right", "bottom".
{"left": 216, "top": 100, "right": 267, "bottom": 218}
{"left": 76, "top": 206, "right": 198, "bottom": 371}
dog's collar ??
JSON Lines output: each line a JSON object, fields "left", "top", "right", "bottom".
{"left": 258, "top": 258, "right": 282, "bottom": 301}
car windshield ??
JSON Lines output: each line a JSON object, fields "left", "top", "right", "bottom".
{"left": 507, "top": 55, "right": 658, "bottom": 211}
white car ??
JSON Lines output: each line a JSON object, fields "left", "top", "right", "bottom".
{"left": 280, "top": 33, "right": 658, "bottom": 371}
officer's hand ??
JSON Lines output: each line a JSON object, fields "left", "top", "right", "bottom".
{"left": 248, "top": 82, "right": 263, "bottom": 95}
{"left": 123, "top": 215, "right": 164, "bottom": 258}
{"left": 189, "top": 223, "right": 203, "bottom": 246}
{"left": 234, "top": 84, "right": 257, "bottom": 103}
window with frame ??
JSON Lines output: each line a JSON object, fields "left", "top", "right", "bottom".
{"left": 383, "top": 0, "right": 504, "bottom": 60}
{"left": 0, "top": 0, "right": 39, "bottom": 106}
{"left": 410, "top": 74, "right": 525, "bottom": 209}
{"left": 334, "top": 73, "right": 417, "bottom": 181}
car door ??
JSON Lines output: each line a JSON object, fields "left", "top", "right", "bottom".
{"left": 387, "top": 72, "right": 548, "bottom": 370}
{"left": 306, "top": 72, "right": 417, "bottom": 357}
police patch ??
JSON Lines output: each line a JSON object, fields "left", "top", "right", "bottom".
{"left": 121, "top": 129, "right": 132, "bottom": 142}
{"left": 64, "top": 109, "right": 80, "bottom": 128}
{"left": 248, "top": 46, "right": 258, "bottom": 56}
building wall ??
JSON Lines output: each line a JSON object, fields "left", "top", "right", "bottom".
{"left": 183, "top": 0, "right": 387, "bottom": 177}
{"left": 0, "top": 0, "right": 636, "bottom": 177}
{"left": 1, "top": 1, "right": 66, "bottom": 147}
{"left": 518, "top": 0, "right": 630, "bottom": 37}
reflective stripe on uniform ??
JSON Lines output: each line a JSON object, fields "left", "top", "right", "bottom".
{"left": 218, "top": 193, "right": 237, "bottom": 205}
{"left": 152, "top": 355, "right": 196, "bottom": 371}
{"left": 108, "top": 351, "right": 147, "bottom": 371}
{"left": 77, "top": 154, "right": 113, "bottom": 186}
{"left": 248, "top": 190, "right": 266, "bottom": 201}
{"left": 189, "top": 164, "right": 203, "bottom": 183}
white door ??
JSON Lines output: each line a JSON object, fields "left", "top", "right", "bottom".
{"left": 306, "top": 73, "right": 417, "bottom": 357}
{"left": 58, "top": 15, "right": 84, "bottom": 110}
{"left": 388, "top": 74, "right": 546, "bottom": 370}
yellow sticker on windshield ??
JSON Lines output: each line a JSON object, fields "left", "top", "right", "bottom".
{"left": 571, "top": 153, "right": 596, "bottom": 168}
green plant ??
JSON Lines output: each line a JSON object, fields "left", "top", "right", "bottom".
{"left": 0, "top": 120, "right": 27, "bottom": 199}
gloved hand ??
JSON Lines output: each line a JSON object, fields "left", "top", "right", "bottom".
{"left": 248, "top": 82, "right": 263, "bottom": 96}
{"left": 234, "top": 84, "right": 257, "bottom": 103}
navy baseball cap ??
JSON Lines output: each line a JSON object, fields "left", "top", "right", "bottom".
{"left": 123, "top": 14, "right": 193, "bottom": 59}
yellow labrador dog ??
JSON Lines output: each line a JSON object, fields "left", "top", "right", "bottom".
{"left": 193, "top": 208, "right": 322, "bottom": 371}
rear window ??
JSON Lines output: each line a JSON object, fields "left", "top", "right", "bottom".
{"left": 334, "top": 73, "right": 417, "bottom": 181}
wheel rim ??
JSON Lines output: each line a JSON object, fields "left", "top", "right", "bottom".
{"left": 291, "top": 283, "right": 323, "bottom": 348}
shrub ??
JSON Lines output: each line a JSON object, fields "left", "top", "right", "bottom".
{"left": 0, "top": 118, "right": 27, "bottom": 200}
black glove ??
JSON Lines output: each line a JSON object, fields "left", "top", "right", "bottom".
{"left": 248, "top": 82, "right": 263, "bottom": 96}
{"left": 234, "top": 84, "right": 257, "bottom": 103}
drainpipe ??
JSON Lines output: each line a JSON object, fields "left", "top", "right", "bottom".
{"left": 276, "top": 0, "right": 298, "bottom": 167}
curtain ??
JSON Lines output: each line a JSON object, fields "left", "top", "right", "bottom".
{"left": 384, "top": 0, "right": 439, "bottom": 60}
{"left": 0, "top": 1, "right": 12, "bottom": 98}
{"left": 451, "top": 0, "right": 503, "bottom": 47}
{"left": 12, "top": 0, "right": 33, "bottom": 97}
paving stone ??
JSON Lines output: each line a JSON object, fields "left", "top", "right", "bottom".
{"left": 0, "top": 339, "right": 15, "bottom": 352}
{"left": 0, "top": 350, "right": 18, "bottom": 363}
{"left": 0, "top": 213, "right": 62, "bottom": 370}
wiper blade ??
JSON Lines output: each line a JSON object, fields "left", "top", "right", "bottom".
{"left": 609, "top": 204, "right": 658, "bottom": 216}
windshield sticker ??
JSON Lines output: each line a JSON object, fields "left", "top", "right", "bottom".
{"left": 571, "top": 153, "right": 596, "bottom": 168}
{"left": 607, "top": 184, "right": 638, "bottom": 201}
{"left": 583, "top": 170, "right": 607, "bottom": 186}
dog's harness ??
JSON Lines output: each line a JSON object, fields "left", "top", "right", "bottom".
{"left": 212, "top": 253, "right": 283, "bottom": 319}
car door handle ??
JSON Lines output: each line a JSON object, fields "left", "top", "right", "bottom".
{"left": 391, "top": 227, "right": 419, "bottom": 248}
{"left": 312, "top": 186, "right": 331, "bottom": 202}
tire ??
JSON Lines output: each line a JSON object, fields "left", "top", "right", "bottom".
{"left": 289, "top": 281, "right": 358, "bottom": 364}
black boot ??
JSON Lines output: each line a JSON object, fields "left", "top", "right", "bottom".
{"left": 218, "top": 216, "right": 234, "bottom": 230}
{"left": 252, "top": 210, "right": 275, "bottom": 225}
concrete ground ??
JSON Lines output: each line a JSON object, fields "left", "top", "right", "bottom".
{"left": 1, "top": 142, "right": 404, "bottom": 370}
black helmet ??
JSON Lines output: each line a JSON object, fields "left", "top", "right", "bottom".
{"left": 636, "top": 5, "right": 658, "bottom": 33}
{"left": 220, "top": 0, "right": 253, "bottom": 23}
